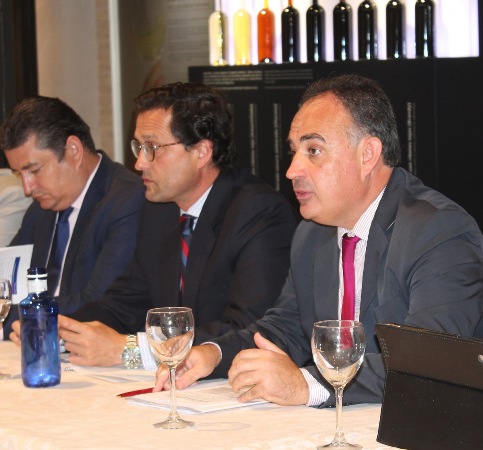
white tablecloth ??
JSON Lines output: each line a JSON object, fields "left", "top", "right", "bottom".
{"left": 0, "top": 342, "right": 395, "bottom": 449}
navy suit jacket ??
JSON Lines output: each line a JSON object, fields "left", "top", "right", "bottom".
{"left": 3, "top": 151, "right": 145, "bottom": 338}
{"left": 72, "top": 168, "right": 299, "bottom": 344}
{"left": 212, "top": 167, "right": 483, "bottom": 405}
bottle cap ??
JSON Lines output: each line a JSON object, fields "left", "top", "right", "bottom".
{"left": 27, "top": 267, "right": 47, "bottom": 279}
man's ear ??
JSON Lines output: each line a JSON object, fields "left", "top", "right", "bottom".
{"left": 361, "top": 136, "right": 383, "bottom": 175}
{"left": 65, "top": 135, "right": 84, "bottom": 168}
{"left": 195, "top": 139, "right": 214, "bottom": 168}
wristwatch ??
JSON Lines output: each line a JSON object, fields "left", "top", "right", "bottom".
{"left": 121, "top": 335, "right": 142, "bottom": 369}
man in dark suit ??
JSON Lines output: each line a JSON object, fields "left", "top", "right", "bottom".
{"left": 52, "top": 82, "right": 298, "bottom": 368}
{"left": 1, "top": 96, "right": 145, "bottom": 339}
{"left": 161, "top": 74, "right": 483, "bottom": 406}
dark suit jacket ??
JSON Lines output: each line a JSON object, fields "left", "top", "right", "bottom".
{"left": 3, "top": 151, "right": 145, "bottom": 338}
{"left": 212, "top": 167, "right": 483, "bottom": 405}
{"left": 72, "top": 168, "right": 299, "bottom": 344}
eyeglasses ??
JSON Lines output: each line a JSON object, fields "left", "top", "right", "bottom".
{"left": 130, "top": 139, "right": 181, "bottom": 162}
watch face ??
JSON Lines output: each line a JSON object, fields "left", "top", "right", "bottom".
{"left": 122, "top": 348, "right": 142, "bottom": 369}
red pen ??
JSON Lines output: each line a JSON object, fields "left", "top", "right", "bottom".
{"left": 117, "top": 387, "right": 154, "bottom": 398}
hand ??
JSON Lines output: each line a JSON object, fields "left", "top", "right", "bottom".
{"left": 58, "top": 315, "right": 126, "bottom": 366}
{"left": 9, "top": 320, "right": 21, "bottom": 344}
{"left": 153, "top": 344, "right": 221, "bottom": 392}
{"left": 228, "top": 332, "right": 309, "bottom": 406}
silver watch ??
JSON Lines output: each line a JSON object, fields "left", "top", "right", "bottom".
{"left": 121, "top": 335, "right": 142, "bottom": 369}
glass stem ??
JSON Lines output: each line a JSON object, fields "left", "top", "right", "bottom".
{"left": 334, "top": 386, "right": 346, "bottom": 442}
{"left": 168, "top": 366, "right": 179, "bottom": 421}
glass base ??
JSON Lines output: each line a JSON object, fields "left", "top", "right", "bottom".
{"left": 153, "top": 416, "right": 194, "bottom": 429}
{"left": 317, "top": 439, "right": 361, "bottom": 449}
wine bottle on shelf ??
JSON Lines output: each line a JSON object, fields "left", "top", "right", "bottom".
{"left": 209, "top": 0, "right": 228, "bottom": 66}
{"left": 358, "top": 1, "right": 377, "bottom": 60}
{"left": 306, "top": 0, "right": 325, "bottom": 62}
{"left": 281, "top": 0, "right": 300, "bottom": 63}
{"left": 257, "top": 0, "right": 275, "bottom": 63}
{"left": 234, "top": 0, "right": 251, "bottom": 65}
{"left": 386, "top": 0, "right": 405, "bottom": 59}
{"left": 19, "top": 267, "right": 61, "bottom": 388}
{"left": 415, "top": 0, "right": 434, "bottom": 58}
{"left": 333, "top": 1, "right": 352, "bottom": 61}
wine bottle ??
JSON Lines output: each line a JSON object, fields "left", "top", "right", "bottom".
{"left": 386, "top": 0, "right": 405, "bottom": 59}
{"left": 281, "top": 0, "right": 300, "bottom": 63}
{"left": 209, "top": 0, "right": 228, "bottom": 66}
{"left": 19, "top": 267, "right": 61, "bottom": 388}
{"left": 333, "top": 1, "right": 352, "bottom": 61}
{"left": 234, "top": 1, "right": 251, "bottom": 65}
{"left": 258, "top": 0, "right": 275, "bottom": 63}
{"left": 306, "top": 0, "right": 325, "bottom": 62}
{"left": 358, "top": 1, "right": 377, "bottom": 60}
{"left": 415, "top": 0, "right": 434, "bottom": 58}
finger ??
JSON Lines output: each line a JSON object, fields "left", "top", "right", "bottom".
{"left": 253, "top": 332, "right": 286, "bottom": 355}
{"left": 235, "top": 383, "right": 265, "bottom": 403}
{"left": 58, "top": 315, "right": 85, "bottom": 333}
{"left": 153, "top": 367, "right": 170, "bottom": 392}
{"left": 9, "top": 331, "right": 21, "bottom": 345}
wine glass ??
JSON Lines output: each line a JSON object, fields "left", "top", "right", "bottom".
{"left": 311, "top": 320, "right": 366, "bottom": 449}
{"left": 146, "top": 307, "right": 195, "bottom": 429}
{"left": 0, "top": 279, "right": 13, "bottom": 379}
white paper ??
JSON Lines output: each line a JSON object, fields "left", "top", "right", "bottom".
{"left": 69, "top": 363, "right": 155, "bottom": 383}
{"left": 0, "top": 244, "right": 33, "bottom": 304}
{"left": 126, "top": 379, "right": 271, "bottom": 414}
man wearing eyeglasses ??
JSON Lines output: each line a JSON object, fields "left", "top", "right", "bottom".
{"left": 0, "top": 96, "right": 145, "bottom": 339}
{"left": 47, "top": 82, "right": 299, "bottom": 368}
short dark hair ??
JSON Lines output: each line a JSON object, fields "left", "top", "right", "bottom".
{"left": 134, "top": 82, "right": 236, "bottom": 171}
{"left": 0, "top": 96, "right": 96, "bottom": 160}
{"left": 301, "top": 74, "right": 401, "bottom": 167}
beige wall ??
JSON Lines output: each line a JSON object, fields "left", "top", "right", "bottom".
{"left": 35, "top": 0, "right": 114, "bottom": 159}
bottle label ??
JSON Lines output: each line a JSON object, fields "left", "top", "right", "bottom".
{"left": 28, "top": 278, "right": 48, "bottom": 294}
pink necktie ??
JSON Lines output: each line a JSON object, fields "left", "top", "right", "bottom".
{"left": 341, "top": 234, "right": 361, "bottom": 320}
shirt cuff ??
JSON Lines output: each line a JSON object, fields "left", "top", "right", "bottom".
{"left": 137, "top": 332, "right": 158, "bottom": 371}
{"left": 301, "top": 368, "right": 330, "bottom": 406}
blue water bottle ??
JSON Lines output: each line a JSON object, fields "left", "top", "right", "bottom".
{"left": 19, "top": 267, "right": 61, "bottom": 387}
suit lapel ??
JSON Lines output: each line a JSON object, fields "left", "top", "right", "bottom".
{"left": 31, "top": 211, "right": 56, "bottom": 268}
{"left": 314, "top": 226, "right": 340, "bottom": 320}
{"left": 181, "top": 171, "right": 235, "bottom": 309}
{"left": 360, "top": 168, "right": 403, "bottom": 319}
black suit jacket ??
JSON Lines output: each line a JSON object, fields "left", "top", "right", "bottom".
{"left": 212, "top": 168, "right": 483, "bottom": 405}
{"left": 72, "top": 168, "right": 299, "bottom": 344}
{"left": 4, "top": 152, "right": 145, "bottom": 338}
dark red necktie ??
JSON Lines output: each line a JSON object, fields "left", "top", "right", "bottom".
{"left": 179, "top": 214, "right": 195, "bottom": 300}
{"left": 341, "top": 234, "right": 361, "bottom": 320}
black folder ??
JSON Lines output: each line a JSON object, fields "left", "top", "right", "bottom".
{"left": 375, "top": 323, "right": 483, "bottom": 450}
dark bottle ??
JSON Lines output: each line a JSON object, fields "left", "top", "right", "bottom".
{"left": 258, "top": 0, "right": 275, "bottom": 63}
{"left": 358, "top": 1, "right": 377, "bottom": 60}
{"left": 281, "top": 0, "right": 300, "bottom": 63}
{"left": 415, "top": 0, "right": 434, "bottom": 57}
{"left": 386, "top": 0, "right": 405, "bottom": 59}
{"left": 20, "top": 267, "right": 61, "bottom": 388}
{"left": 306, "top": 0, "right": 325, "bottom": 62}
{"left": 333, "top": 1, "right": 352, "bottom": 61}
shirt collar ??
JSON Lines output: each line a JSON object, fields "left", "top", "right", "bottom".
{"left": 180, "top": 185, "right": 213, "bottom": 221}
{"left": 71, "top": 153, "right": 102, "bottom": 211}
{"left": 338, "top": 187, "right": 386, "bottom": 245}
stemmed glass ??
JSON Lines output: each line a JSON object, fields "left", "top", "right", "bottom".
{"left": 0, "top": 279, "right": 13, "bottom": 379}
{"left": 146, "top": 307, "right": 195, "bottom": 429}
{"left": 312, "top": 320, "right": 366, "bottom": 449}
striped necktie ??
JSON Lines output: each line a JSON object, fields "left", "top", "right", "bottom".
{"left": 47, "top": 207, "right": 74, "bottom": 296}
{"left": 179, "top": 214, "right": 195, "bottom": 301}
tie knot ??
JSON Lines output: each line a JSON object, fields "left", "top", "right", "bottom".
{"left": 58, "top": 207, "right": 74, "bottom": 223}
{"left": 180, "top": 214, "right": 195, "bottom": 235}
{"left": 342, "top": 234, "right": 360, "bottom": 262}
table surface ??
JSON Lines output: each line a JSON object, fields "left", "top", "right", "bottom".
{"left": 0, "top": 341, "right": 396, "bottom": 450}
